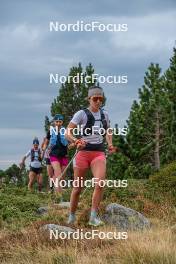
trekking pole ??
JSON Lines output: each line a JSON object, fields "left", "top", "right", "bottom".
{"left": 51, "top": 148, "right": 79, "bottom": 202}
{"left": 59, "top": 148, "right": 79, "bottom": 180}
{"left": 52, "top": 148, "right": 79, "bottom": 194}
{"left": 57, "top": 138, "right": 88, "bottom": 181}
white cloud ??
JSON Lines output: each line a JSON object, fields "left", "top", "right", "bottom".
{"left": 0, "top": 128, "right": 42, "bottom": 137}
{"left": 0, "top": 1, "right": 176, "bottom": 169}
{"left": 110, "top": 10, "right": 176, "bottom": 57}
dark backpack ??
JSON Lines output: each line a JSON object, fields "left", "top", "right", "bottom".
{"left": 82, "top": 108, "right": 108, "bottom": 137}
{"left": 31, "top": 149, "right": 42, "bottom": 162}
{"left": 79, "top": 108, "right": 108, "bottom": 152}
{"left": 50, "top": 133, "right": 67, "bottom": 158}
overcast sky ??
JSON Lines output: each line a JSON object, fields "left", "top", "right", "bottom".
{"left": 0, "top": 0, "right": 175, "bottom": 169}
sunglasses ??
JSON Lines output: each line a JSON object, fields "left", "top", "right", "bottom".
{"left": 91, "top": 96, "right": 104, "bottom": 102}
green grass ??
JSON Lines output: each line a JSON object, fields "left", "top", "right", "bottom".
{"left": 0, "top": 185, "right": 51, "bottom": 230}
{"left": 0, "top": 175, "right": 176, "bottom": 264}
{"left": 0, "top": 166, "right": 175, "bottom": 231}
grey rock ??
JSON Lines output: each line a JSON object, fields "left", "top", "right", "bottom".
{"left": 58, "top": 202, "right": 70, "bottom": 208}
{"left": 171, "top": 224, "right": 176, "bottom": 233}
{"left": 103, "top": 203, "right": 150, "bottom": 231}
{"left": 36, "top": 206, "right": 49, "bottom": 215}
{"left": 41, "top": 224, "right": 75, "bottom": 234}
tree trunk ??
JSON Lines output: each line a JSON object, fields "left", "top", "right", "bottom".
{"left": 154, "top": 111, "right": 160, "bottom": 170}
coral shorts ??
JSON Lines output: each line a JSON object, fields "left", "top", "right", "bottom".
{"left": 74, "top": 151, "right": 106, "bottom": 169}
{"left": 50, "top": 156, "right": 69, "bottom": 166}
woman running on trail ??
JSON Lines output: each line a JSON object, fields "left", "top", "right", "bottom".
{"left": 20, "top": 137, "right": 43, "bottom": 192}
{"left": 65, "top": 85, "right": 116, "bottom": 226}
{"left": 48, "top": 114, "right": 69, "bottom": 193}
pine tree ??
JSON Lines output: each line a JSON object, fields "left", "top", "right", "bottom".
{"left": 164, "top": 48, "right": 176, "bottom": 162}
{"left": 5, "top": 164, "right": 21, "bottom": 185}
{"left": 126, "top": 63, "right": 166, "bottom": 177}
{"left": 107, "top": 124, "right": 130, "bottom": 179}
{"left": 50, "top": 63, "right": 96, "bottom": 125}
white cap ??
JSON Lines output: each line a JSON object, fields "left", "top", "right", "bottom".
{"left": 88, "top": 86, "right": 104, "bottom": 97}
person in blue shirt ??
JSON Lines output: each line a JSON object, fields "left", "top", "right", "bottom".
{"left": 48, "top": 114, "right": 69, "bottom": 193}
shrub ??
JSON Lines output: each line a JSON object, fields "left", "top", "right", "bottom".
{"left": 149, "top": 161, "right": 176, "bottom": 195}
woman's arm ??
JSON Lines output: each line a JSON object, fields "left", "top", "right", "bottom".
{"left": 65, "top": 122, "right": 78, "bottom": 143}
{"left": 19, "top": 156, "right": 27, "bottom": 169}
{"left": 41, "top": 138, "right": 49, "bottom": 151}
{"left": 65, "top": 122, "right": 86, "bottom": 149}
{"left": 105, "top": 128, "right": 113, "bottom": 147}
{"left": 105, "top": 129, "right": 117, "bottom": 154}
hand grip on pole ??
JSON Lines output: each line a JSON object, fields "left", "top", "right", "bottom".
{"left": 75, "top": 139, "right": 86, "bottom": 149}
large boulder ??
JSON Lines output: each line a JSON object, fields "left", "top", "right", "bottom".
{"left": 103, "top": 203, "right": 150, "bottom": 231}
{"left": 41, "top": 224, "right": 75, "bottom": 233}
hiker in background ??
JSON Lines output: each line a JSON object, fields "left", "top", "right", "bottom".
{"left": 20, "top": 137, "right": 43, "bottom": 192}
{"left": 48, "top": 114, "right": 69, "bottom": 194}
{"left": 41, "top": 130, "right": 54, "bottom": 192}
{"left": 65, "top": 85, "right": 116, "bottom": 226}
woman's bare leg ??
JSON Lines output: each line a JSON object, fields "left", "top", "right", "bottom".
{"left": 70, "top": 167, "right": 87, "bottom": 213}
{"left": 28, "top": 171, "right": 36, "bottom": 191}
{"left": 37, "top": 173, "right": 43, "bottom": 192}
{"left": 91, "top": 159, "right": 106, "bottom": 211}
{"left": 51, "top": 161, "right": 62, "bottom": 193}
